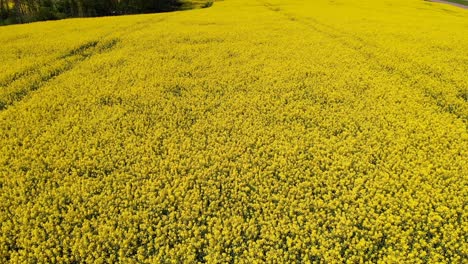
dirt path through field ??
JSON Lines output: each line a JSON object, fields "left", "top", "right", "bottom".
{"left": 428, "top": 0, "right": 468, "bottom": 9}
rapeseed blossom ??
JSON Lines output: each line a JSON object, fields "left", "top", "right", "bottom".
{"left": 0, "top": 0, "right": 467, "bottom": 262}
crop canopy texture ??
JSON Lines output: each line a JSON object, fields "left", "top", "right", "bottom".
{"left": 0, "top": 0, "right": 467, "bottom": 262}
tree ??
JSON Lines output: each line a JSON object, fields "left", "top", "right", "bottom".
{"left": 13, "top": 0, "right": 23, "bottom": 23}
{"left": 1, "top": 0, "right": 184, "bottom": 24}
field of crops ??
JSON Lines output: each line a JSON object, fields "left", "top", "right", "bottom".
{"left": 1, "top": 0, "right": 467, "bottom": 262}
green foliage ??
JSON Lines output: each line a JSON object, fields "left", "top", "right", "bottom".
{"left": 1, "top": 0, "right": 211, "bottom": 25}
{"left": 202, "top": 1, "right": 213, "bottom": 8}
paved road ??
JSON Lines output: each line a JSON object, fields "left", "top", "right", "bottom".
{"left": 429, "top": 0, "right": 468, "bottom": 9}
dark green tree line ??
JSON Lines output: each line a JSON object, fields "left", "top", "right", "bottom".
{"left": 1, "top": 0, "right": 183, "bottom": 24}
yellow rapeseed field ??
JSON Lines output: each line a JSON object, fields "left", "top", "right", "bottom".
{"left": 1, "top": 0, "right": 467, "bottom": 262}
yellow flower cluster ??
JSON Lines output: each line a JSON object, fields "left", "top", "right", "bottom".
{"left": 0, "top": 0, "right": 467, "bottom": 262}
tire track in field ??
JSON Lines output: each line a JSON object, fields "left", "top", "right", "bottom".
{"left": 1, "top": 13, "right": 225, "bottom": 113}
{"left": 0, "top": 15, "right": 169, "bottom": 112}
{"left": 259, "top": 0, "right": 468, "bottom": 125}
{"left": 0, "top": 38, "right": 120, "bottom": 111}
